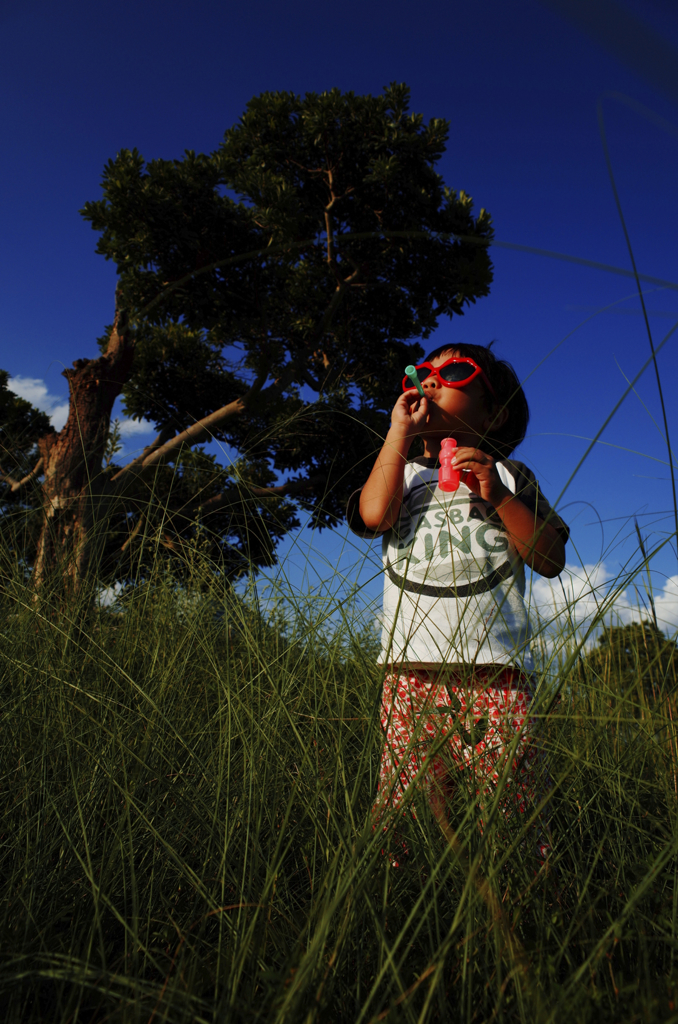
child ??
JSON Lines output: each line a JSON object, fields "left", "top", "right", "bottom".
{"left": 347, "top": 342, "right": 568, "bottom": 858}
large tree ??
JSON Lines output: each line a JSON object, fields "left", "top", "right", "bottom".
{"left": 2, "top": 83, "right": 494, "bottom": 595}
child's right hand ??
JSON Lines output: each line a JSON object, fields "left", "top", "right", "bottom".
{"left": 389, "top": 391, "right": 429, "bottom": 438}
{"left": 360, "top": 391, "right": 427, "bottom": 531}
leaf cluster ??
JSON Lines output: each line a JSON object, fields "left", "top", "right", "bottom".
{"left": 100, "top": 446, "right": 300, "bottom": 583}
{"left": 0, "top": 370, "right": 53, "bottom": 514}
{"left": 81, "top": 84, "right": 494, "bottom": 529}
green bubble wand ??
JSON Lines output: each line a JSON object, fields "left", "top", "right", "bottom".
{"left": 404, "top": 364, "right": 425, "bottom": 397}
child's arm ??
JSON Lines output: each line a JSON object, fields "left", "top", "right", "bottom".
{"left": 452, "top": 446, "right": 566, "bottom": 578}
{"left": 359, "top": 391, "right": 429, "bottom": 532}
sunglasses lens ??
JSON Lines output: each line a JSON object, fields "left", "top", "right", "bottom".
{"left": 439, "top": 362, "right": 476, "bottom": 383}
{"left": 416, "top": 366, "right": 432, "bottom": 382}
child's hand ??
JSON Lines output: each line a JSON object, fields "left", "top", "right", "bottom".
{"left": 452, "top": 446, "right": 511, "bottom": 506}
{"left": 389, "top": 391, "right": 429, "bottom": 439}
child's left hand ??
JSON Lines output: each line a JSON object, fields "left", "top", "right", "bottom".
{"left": 452, "top": 447, "right": 511, "bottom": 507}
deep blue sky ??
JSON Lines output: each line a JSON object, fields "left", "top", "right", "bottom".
{"left": 2, "top": 0, "right": 678, "bottom": 625}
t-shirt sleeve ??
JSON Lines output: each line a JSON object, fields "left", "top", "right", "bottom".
{"left": 503, "top": 461, "right": 570, "bottom": 543}
{"left": 346, "top": 487, "right": 391, "bottom": 539}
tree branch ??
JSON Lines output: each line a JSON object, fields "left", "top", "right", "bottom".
{"left": 249, "top": 474, "right": 325, "bottom": 499}
{"left": 110, "top": 372, "right": 268, "bottom": 494}
{"left": 313, "top": 264, "right": 361, "bottom": 348}
{"left": 105, "top": 303, "right": 133, "bottom": 367}
{"left": 195, "top": 474, "right": 325, "bottom": 517}
{"left": 112, "top": 425, "right": 175, "bottom": 481}
{"left": 301, "top": 368, "right": 322, "bottom": 392}
{"left": 120, "top": 512, "right": 146, "bottom": 554}
{"left": 0, "top": 457, "right": 44, "bottom": 493}
{"left": 131, "top": 227, "right": 495, "bottom": 324}
{"left": 140, "top": 369, "right": 268, "bottom": 471}
{"left": 253, "top": 355, "right": 312, "bottom": 402}
{"left": 158, "top": 531, "right": 182, "bottom": 555}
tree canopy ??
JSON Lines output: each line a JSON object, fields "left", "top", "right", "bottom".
{"left": 3, "top": 83, "right": 494, "bottom": 591}
{"left": 82, "top": 84, "right": 493, "bottom": 524}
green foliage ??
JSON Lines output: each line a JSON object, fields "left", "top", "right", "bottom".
{"left": 580, "top": 620, "right": 678, "bottom": 703}
{"left": 81, "top": 83, "right": 494, "bottom": 530}
{"left": 103, "top": 418, "right": 123, "bottom": 468}
{"left": 94, "top": 446, "right": 301, "bottom": 583}
{"left": 0, "top": 373, "right": 53, "bottom": 573}
{"left": 0, "top": 370, "right": 52, "bottom": 511}
{"left": 1, "top": 547, "right": 678, "bottom": 1022}
{"left": 0, "top": 376, "right": 298, "bottom": 582}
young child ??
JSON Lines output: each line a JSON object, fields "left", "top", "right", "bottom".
{"left": 347, "top": 342, "right": 569, "bottom": 857}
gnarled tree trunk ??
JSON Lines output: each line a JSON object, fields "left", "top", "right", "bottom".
{"left": 23, "top": 303, "right": 319, "bottom": 600}
{"left": 32, "top": 310, "right": 134, "bottom": 596}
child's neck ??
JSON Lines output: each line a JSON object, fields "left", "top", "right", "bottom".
{"left": 422, "top": 432, "right": 479, "bottom": 459}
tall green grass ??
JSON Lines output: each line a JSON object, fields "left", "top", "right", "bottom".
{"left": 1, "top": 526, "right": 677, "bottom": 1024}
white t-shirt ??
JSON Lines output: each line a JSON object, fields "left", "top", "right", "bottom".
{"left": 347, "top": 457, "right": 569, "bottom": 671}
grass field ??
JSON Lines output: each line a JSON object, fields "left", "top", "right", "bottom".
{"left": 1, "top": 538, "right": 677, "bottom": 1024}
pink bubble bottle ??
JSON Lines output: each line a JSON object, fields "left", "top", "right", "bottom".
{"left": 439, "top": 438, "right": 481, "bottom": 494}
{"left": 439, "top": 437, "right": 460, "bottom": 492}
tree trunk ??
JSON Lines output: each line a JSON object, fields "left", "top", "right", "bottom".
{"left": 32, "top": 310, "right": 134, "bottom": 597}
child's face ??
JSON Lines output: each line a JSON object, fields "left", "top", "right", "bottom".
{"left": 419, "top": 350, "right": 495, "bottom": 443}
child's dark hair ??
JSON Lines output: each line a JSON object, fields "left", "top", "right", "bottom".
{"left": 424, "top": 341, "right": 529, "bottom": 458}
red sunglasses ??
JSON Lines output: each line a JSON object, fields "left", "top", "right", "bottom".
{"left": 402, "top": 356, "right": 495, "bottom": 397}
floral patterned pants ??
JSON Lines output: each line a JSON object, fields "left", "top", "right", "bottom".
{"left": 374, "top": 667, "right": 549, "bottom": 855}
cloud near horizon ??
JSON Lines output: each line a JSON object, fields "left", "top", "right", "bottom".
{"left": 8, "top": 375, "right": 154, "bottom": 441}
{"left": 116, "top": 416, "right": 155, "bottom": 438}
{"left": 529, "top": 561, "right": 678, "bottom": 644}
{"left": 10, "top": 375, "right": 70, "bottom": 431}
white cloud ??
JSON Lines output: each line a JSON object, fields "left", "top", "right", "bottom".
{"left": 652, "top": 574, "right": 678, "bottom": 633}
{"left": 530, "top": 561, "right": 612, "bottom": 628}
{"left": 117, "top": 417, "right": 155, "bottom": 438}
{"left": 98, "top": 581, "right": 125, "bottom": 610}
{"left": 8, "top": 376, "right": 155, "bottom": 441}
{"left": 9, "top": 375, "right": 70, "bottom": 430}
{"left": 48, "top": 403, "right": 70, "bottom": 431}
{"left": 529, "top": 562, "right": 678, "bottom": 651}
